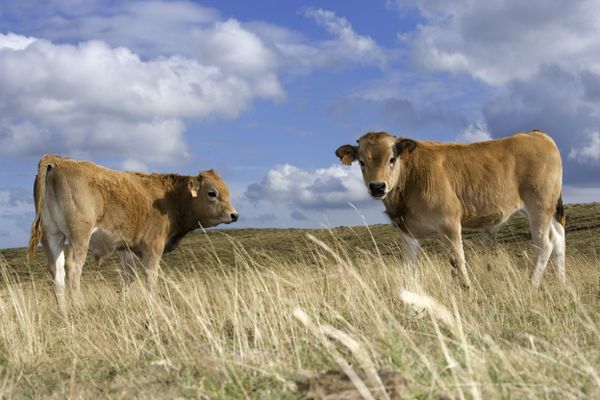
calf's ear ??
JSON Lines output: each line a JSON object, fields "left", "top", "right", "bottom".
{"left": 394, "top": 138, "right": 416, "bottom": 159}
{"left": 335, "top": 145, "right": 358, "bottom": 165}
{"left": 188, "top": 176, "right": 203, "bottom": 198}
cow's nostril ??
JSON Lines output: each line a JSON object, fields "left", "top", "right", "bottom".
{"left": 231, "top": 213, "right": 239, "bottom": 222}
{"left": 369, "top": 182, "right": 386, "bottom": 192}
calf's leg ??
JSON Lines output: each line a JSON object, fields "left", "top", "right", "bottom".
{"left": 118, "top": 250, "right": 137, "bottom": 295}
{"left": 43, "top": 229, "right": 67, "bottom": 315}
{"left": 527, "top": 212, "right": 554, "bottom": 288}
{"left": 549, "top": 218, "right": 566, "bottom": 284}
{"left": 441, "top": 225, "right": 471, "bottom": 289}
{"left": 65, "top": 225, "right": 93, "bottom": 303}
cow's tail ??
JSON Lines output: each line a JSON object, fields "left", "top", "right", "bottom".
{"left": 28, "top": 155, "right": 54, "bottom": 260}
{"left": 554, "top": 191, "right": 566, "bottom": 227}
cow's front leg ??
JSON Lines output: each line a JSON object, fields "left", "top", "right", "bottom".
{"left": 142, "top": 242, "right": 163, "bottom": 294}
{"left": 441, "top": 225, "right": 471, "bottom": 289}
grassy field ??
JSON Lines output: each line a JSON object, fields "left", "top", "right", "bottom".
{"left": 1, "top": 203, "right": 599, "bottom": 399}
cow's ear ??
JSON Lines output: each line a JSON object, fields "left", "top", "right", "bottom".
{"left": 394, "top": 138, "right": 416, "bottom": 159}
{"left": 188, "top": 176, "right": 202, "bottom": 198}
{"left": 335, "top": 145, "right": 358, "bottom": 165}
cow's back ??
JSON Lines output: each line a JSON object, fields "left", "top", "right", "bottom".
{"left": 408, "top": 131, "right": 562, "bottom": 230}
{"left": 44, "top": 157, "right": 155, "bottom": 244}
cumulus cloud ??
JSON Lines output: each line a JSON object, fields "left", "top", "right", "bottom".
{"left": 13, "top": 1, "right": 387, "bottom": 76}
{"left": 0, "top": 33, "right": 283, "bottom": 165}
{"left": 569, "top": 131, "right": 600, "bottom": 164}
{"left": 26, "top": 2, "right": 280, "bottom": 78}
{"left": 302, "top": 8, "right": 387, "bottom": 68}
{"left": 405, "top": 0, "right": 600, "bottom": 85}
{"left": 245, "top": 163, "right": 373, "bottom": 211}
{"left": 248, "top": 8, "right": 388, "bottom": 75}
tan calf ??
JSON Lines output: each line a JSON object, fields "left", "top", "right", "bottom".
{"left": 28, "top": 155, "right": 239, "bottom": 311}
{"left": 336, "top": 130, "right": 565, "bottom": 288}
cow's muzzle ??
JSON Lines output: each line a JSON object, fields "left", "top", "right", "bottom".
{"left": 368, "top": 182, "right": 387, "bottom": 199}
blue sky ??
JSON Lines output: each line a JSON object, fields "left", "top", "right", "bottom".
{"left": 1, "top": 0, "right": 600, "bottom": 248}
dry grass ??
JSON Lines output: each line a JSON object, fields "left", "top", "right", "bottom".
{"left": 0, "top": 204, "right": 599, "bottom": 399}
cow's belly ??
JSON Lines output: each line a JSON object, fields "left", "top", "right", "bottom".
{"left": 462, "top": 213, "right": 507, "bottom": 230}
{"left": 89, "top": 227, "right": 118, "bottom": 257}
{"left": 461, "top": 204, "right": 524, "bottom": 231}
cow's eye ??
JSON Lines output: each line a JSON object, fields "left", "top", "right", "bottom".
{"left": 208, "top": 191, "right": 217, "bottom": 198}
{"left": 389, "top": 157, "right": 396, "bottom": 164}
{"left": 359, "top": 160, "right": 365, "bottom": 167}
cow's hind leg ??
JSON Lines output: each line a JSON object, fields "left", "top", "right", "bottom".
{"left": 549, "top": 218, "right": 566, "bottom": 284}
{"left": 441, "top": 224, "right": 471, "bottom": 289}
{"left": 65, "top": 225, "right": 93, "bottom": 303}
{"left": 527, "top": 211, "right": 554, "bottom": 288}
{"left": 43, "top": 229, "right": 66, "bottom": 314}
{"left": 118, "top": 250, "right": 137, "bottom": 295}
{"left": 482, "top": 225, "right": 501, "bottom": 271}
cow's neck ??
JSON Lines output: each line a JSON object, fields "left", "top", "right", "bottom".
{"left": 383, "top": 161, "right": 414, "bottom": 232}
{"left": 158, "top": 175, "right": 199, "bottom": 237}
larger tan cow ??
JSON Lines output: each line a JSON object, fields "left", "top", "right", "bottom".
{"left": 28, "top": 155, "right": 239, "bottom": 311}
{"left": 336, "top": 130, "right": 565, "bottom": 288}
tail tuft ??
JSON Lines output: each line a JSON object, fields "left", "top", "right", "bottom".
{"left": 555, "top": 192, "right": 565, "bottom": 227}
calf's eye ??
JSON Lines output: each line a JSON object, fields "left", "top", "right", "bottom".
{"left": 389, "top": 157, "right": 396, "bottom": 164}
{"left": 208, "top": 191, "right": 217, "bottom": 198}
{"left": 359, "top": 160, "right": 365, "bottom": 167}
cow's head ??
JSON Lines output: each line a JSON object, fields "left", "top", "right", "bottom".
{"left": 335, "top": 132, "right": 416, "bottom": 200}
{"left": 188, "top": 170, "right": 239, "bottom": 227}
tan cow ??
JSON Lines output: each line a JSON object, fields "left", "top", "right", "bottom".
{"left": 336, "top": 130, "right": 565, "bottom": 288}
{"left": 28, "top": 155, "right": 239, "bottom": 311}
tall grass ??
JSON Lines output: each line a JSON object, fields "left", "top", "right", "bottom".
{"left": 0, "top": 231, "right": 599, "bottom": 399}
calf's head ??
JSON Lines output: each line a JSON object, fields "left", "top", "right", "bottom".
{"left": 335, "top": 132, "right": 416, "bottom": 200}
{"left": 188, "top": 170, "right": 239, "bottom": 227}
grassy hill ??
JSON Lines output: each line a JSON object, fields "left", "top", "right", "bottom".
{"left": 1, "top": 203, "right": 599, "bottom": 399}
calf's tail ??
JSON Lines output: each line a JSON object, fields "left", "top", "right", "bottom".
{"left": 28, "top": 155, "right": 55, "bottom": 260}
{"left": 554, "top": 192, "right": 565, "bottom": 227}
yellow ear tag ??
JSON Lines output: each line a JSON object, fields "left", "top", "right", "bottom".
{"left": 191, "top": 189, "right": 198, "bottom": 198}
{"left": 341, "top": 154, "right": 353, "bottom": 165}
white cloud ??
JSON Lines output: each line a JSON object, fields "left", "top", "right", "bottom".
{"left": 0, "top": 32, "right": 36, "bottom": 50}
{"left": 569, "top": 131, "right": 600, "bottom": 164}
{"left": 245, "top": 163, "right": 373, "bottom": 210}
{"left": 303, "top": 8, "right": 387, "bottom": 68}
{"left": 0, "top": 33, "right": 283, "bottom": 165}
{"left": 457, "top": 122, "right": 492, "bottom": 142}
{"left": 22, "top": 2, "right": 387, "bottom": 76}
{"left": 39, "top": 2, "right": 280, "bottom": 78}
{"left": 234, "top": 163, "right": 386, "bottom": 229}
{"left": 406, "top": 0, "right": 600, "bottom": 85}
{"left": 248, "top": 8, "right": 388, "bottom": 75}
